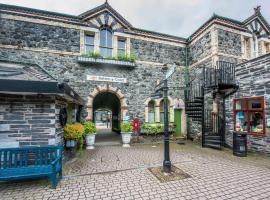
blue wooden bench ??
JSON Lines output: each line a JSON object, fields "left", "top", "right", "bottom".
{"left": 0, "top": 146, "right": 62, "bottom": 189}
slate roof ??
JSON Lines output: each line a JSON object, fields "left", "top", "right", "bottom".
{"left": 0, "top": 2, "right": 269, "bottom": 44}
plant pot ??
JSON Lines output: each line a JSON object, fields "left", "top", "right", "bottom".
{"left": 121, "top": 132, "right": 132, "bottom": 147}
{"left": 86, "top": 134, "right": 96, "bottom": 149}
{"left": 66, "top": 140, "right": 77, "bottom": 148}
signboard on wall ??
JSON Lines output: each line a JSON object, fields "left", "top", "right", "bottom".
{"left": 87, "top": 75, "right": 127, "bottom": 83}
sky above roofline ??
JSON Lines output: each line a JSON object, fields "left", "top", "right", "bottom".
{"left": 0, "top": 0, "right": 269, "bottom": 38}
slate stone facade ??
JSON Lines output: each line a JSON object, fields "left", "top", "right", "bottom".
{"left": 225, "top": 53, "right": 270, "bottom": 153}
{"left": 0, "top": 2, "right": 270, "bottom": 152}
{"left": 0, "top": 94, "right": 67, "bottom": 147}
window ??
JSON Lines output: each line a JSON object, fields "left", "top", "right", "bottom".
{"left": 148, "top": 100, "right": 155, "bottom": 123}
{"left": 234, "top": 97, "right": 265, "bottom": 135}
{"left": 100, "top": 28, "right": 113, "bottom": 56}
{"left": 85, "top": 34, "right": 95, "bottom": 53}
{"left": 118, "top": 38, "right": 126, "bottom": 56}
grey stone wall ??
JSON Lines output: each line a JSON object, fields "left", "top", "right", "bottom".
{"left": 0, "top": 18, "right": 80, "bottom": 52}
{"left": 188, "top": 31, "right": 211, "bottom": 65}
{"left": 0, "top": 94, "right": 57, "bottom": 147}
{"left": 218, "top": 29, "right": 242, "bottom": 56}
{"left": 225, "top": 53, "right": 270, "bottom": 153}
{"left": 0, "top": 48, "right": 186, "bottom": 122}
{"left": 130, "top": 39, "right": 186, "bottom": 65}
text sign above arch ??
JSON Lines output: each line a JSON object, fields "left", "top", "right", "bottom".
{"left": 87, "top": 75, "right": 127, "bottom": 83}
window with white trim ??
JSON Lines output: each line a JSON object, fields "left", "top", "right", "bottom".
{"left": 117, "top": 38, "right": 126, "bottom": 56}
{"left": 84, "top": 34, "right": 95, "bottom": 53}
{"left": 100, "top": 27, "right": 113, "bottom": 56}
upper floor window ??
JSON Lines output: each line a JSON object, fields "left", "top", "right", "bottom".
{"left": 234, "top": 96, "right": 265, "bottom": 136}
{"left": 118, "top": 38, "right": 126, "bottom": 56}
{"left": 85, "top": 34, "right": 95, "bottom": 53}
{"left": 100, "top": 28, "right": 113, "bottom": 56}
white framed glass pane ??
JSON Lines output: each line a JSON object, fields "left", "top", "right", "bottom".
{"left": 107, "top": 31, "right": 113, "bottom": 48}
{"left": 85, "top": 45, "right": 94, "bottom": 53}
{"left": 118, "top": 39, "right": 126, "bottom": 49}
{"left": 100, "top": 29, "right": 107, "bottom": 47}
{"left": 118, "top": 49, "right": 125, "bottom": 56}
{"left": 160, "top": 112, "right": 164, "bottom": 124}
{"left": 85, "top": 35, "right": 94, "bottom": 45}
{"left": 149, "top": 112, "right": 155, "bottom": 123}
{"left": 100, "top": 47, "right": 112, "bottom": 57}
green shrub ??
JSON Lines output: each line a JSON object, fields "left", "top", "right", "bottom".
{"left": 81, "top": 52, "right": 136, "bottom": 62}
{"left": 64, "top": 123, "right": 85, "bottom": 150}
{"left": 83, "top": 121, "right": 96, "bottom": 135}
{"left": 81, "top": 52, "right": 102, "bottom": 59}
{"left": 141, "top": 123, "right": 164, "bottom": 136}
{"left": 120, "top": 122, "right": 133, "bottom": 133}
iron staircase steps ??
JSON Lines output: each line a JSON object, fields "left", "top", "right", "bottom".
{"left": 203, "top": 134, "right": 221, "bottom": 150}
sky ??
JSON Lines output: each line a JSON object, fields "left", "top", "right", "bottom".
{"left": 0, "top": 0, "right": 270, "bottom": 38}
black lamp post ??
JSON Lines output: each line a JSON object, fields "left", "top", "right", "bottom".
{"left": 162, "top": 64, "right": 172, "bottom": 173}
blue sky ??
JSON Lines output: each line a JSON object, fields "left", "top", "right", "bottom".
{"left": 1, "top": 0, "right": 269, "bottom": 38}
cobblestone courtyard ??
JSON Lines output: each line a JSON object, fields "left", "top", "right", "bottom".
{"left": 1, "top": 142, "right": 270, "bottom": 200}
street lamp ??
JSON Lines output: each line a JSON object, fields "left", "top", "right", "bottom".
{"left": 162, "top": 63, "right": 173, "bottom": 173}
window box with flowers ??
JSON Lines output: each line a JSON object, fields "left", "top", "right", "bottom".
{"left": 234, "top": 96, "right": 266, "bottom": 136}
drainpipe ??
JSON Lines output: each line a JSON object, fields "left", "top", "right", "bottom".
{"left": 184, "top": 39, "right": 190, "bottom": 139}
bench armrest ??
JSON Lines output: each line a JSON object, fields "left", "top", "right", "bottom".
{"left": 51, "top": 156, "right": 61, "bottom": 166}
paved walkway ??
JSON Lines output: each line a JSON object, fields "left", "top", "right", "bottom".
{"left": 1, "top": 142, "right": 270, "bottom": 200}
{"left": 95, "top": 128, "right": 121, "bottom": 146}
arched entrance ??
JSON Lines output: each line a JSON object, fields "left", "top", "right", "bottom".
{"left": 87, "top": 85, "right": 128, "bottom": 145}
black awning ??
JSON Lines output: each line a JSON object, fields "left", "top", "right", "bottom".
{"left": 0, "top": 79, "right": 84, "bottom": 105}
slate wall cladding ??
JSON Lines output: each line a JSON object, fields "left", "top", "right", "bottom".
{"left": 0, "top": 18, "right": 80, "bottom": 52}
{"left": 0, "top": 48, "right": 186, "bottom": 122}
{"left": 225, "top": 53, "right": 270, "bottom": 153}
{"left": 189, "top": 31, "right": 212, "bottom": 65}
{"left": 0, "top": 94, "right": 57, "bottom": 147}
{"left": 218, "top": 29, "right": 242, "bottom": 56}
{"left": 130, "top": 39, "right": 186, "bottom": 65}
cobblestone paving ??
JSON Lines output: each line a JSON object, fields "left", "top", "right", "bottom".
{"left": 1, "top": 142, "right": 270, "bottom": 200}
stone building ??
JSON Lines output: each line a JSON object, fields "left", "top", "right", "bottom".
{"left": 0, "top": 2, "right": 269, "bottom": 152}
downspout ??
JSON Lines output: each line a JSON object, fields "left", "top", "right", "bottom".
{"left": 184, "top": 38, "right": 191, "bottom": 139}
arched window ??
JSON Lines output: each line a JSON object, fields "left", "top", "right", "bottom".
{"left": 148, "top": 100, "right": 155, "bottom": 123}
{"left": 160, "top": 99, "right": 170, "bottom": 124}
{"left": 100, "top": 27, "right": 113, "bottom": 56}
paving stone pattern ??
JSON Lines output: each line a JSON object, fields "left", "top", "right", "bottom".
{"left": 1, "top": 143, "right": 270, "bottom": 200}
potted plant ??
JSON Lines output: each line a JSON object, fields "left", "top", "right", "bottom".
{"left": 83, "top": 121, "right": 97, "bottom": 149}
{"left": 64, "top": 123, "right": 84, "bottom": 148}
{"left": 120, "top": 121, "right": 133, "bottom": 147}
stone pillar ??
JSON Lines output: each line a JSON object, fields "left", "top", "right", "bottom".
{"left": 113, "top": 35, "right": 118, "bottom": 56}
{"left": 80, "top": 30, "right": 85, "bottom": 54}
{"left": 155, "top": 105, "right": 160, "bottom": 123}
{"left": 94, "top": 32, "right": 100, "bottom": 53}
{"left": 145, "top": 106, "right": 149, "bottom": 123}
{"left": 126, "top": 37, "right": 131, "bottom": 56}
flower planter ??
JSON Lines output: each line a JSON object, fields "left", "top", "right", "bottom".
{"left": 121, "top": 132, "right": 132, "bottom": 147}
{"left": 66, "top": 140, "right": 77, "bottom": 148}
{"left": 86, "top": 134, "right": 96, "bottom": 149}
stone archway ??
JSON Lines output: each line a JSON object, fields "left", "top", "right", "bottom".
{"left": 87, "top": 85, "right": 128, "bottom": 121}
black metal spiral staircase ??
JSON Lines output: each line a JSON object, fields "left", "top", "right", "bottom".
{"left": 186, "top": 61, "right": 238, "bottom": 149}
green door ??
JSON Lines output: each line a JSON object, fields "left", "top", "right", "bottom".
{"left": 174, "top": 109, "right": 182, "bottom": 138}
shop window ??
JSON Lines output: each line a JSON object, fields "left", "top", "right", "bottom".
{"left": 234, "top": 97, "right": 265, "bottom": 135}
{"left": 148, "top": 100, "right": 155, "bottom": 123}
{"left": 85, "top": 34, "right": 95, "bottom": 53}
{"left": 117, "top": 38, "right": 126, "bottom": 56}
{"left": 100, "top": 27, "right": 113, "bottom": 56}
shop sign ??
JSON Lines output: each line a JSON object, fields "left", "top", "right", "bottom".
{"left": 87, "top": 75, "right": 127, "bottom": 83}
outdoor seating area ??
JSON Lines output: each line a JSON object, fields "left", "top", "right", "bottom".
{"left": 0, "top": 146, "right": 62, "bottom": 189}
